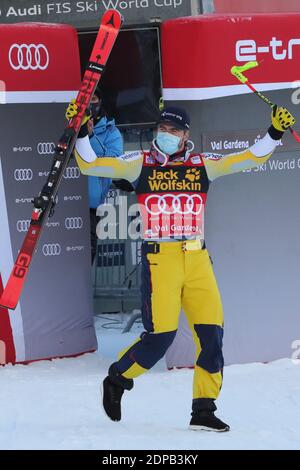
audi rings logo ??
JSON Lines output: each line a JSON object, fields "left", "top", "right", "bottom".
{"left": 63, "top": 167, "right": 80, "bottom": 179}
{"left": 37, "top": 142, "right": 55, "bottom": 155}
{"left": 145, "top": 194, "right": 203, "bottom": 215}
{"left": 9, "top": 44, "right": 49, "bottom": 71}
{"left": 14, "top": 169, "right": 33, "bottom": 182}
{"left": 16, "top": 220, "right": 30, "bottom": 232}
{"left": 65, "top": 217, "right": 83, "bottom": 230}
{"left": 42, "top": 244, "right": 61, "bottom": 256}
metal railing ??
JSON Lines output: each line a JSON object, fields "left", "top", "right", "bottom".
{"left": 93, "top": 188, "right": 142, "bottom": 312}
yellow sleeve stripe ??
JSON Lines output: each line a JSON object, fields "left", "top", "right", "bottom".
{"left": 74, "top": 149, "right": 143, "bottom": 182}
{"left": 219, "top": 149, "right": 271, "bottom": 174}
{"left": 203, "top": 131, "right": 279, "bottom": 181}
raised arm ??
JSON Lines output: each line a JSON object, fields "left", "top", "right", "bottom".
{"left": 203, "top": 106, "right": 296, "bottom": 182}
{"left": 74, "top": 135, "right": 143, "bottom": 183}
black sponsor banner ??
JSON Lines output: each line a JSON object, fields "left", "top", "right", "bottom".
{"left": 0, "top": 0, "right": 197, "bottom": 27}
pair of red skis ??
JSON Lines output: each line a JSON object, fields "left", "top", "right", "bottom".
{"left": 0, "top": 9, "right": 123, "bottom": 310}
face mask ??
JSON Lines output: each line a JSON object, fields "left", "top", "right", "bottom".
{"left": 156, "top": 131, "right": 181, "bottom": 155}
{"left": 89, "top": 100, "right": 102, "bottom": 120}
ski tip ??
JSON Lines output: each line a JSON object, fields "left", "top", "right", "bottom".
{"left": 103, "top": 9, "right": 124, "bottom": 29}
{"left": 0, "top": 297, "right": 17, "bottom": 311}
{"left": 0, "top": 286, "right": 20, "bottom": 310}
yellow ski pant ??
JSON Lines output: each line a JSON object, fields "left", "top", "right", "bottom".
{"left": 115, "top": 240, "right": 224, "bottom": 400}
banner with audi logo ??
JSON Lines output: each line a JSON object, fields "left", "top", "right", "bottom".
{"left": 0, "top": 23, "right": 97, "bottom": 365}
{"left": 16, "top": 220, "right": 31, "bottom": 233}
{"left": 63, "top": 167, "right": 81, "bottom": 179}
{"left": 162, "top": 15, "right": 300, "bottom": 367}
{"left": 37, "top": 142, "right": 56, "bottom": 155}
{"left": 42, "top": 243, "right": 62, "bottom": 256}
{"left": 65, "top": 217, "right": 83, "bottom": 230}
{"left": 14, "top": 169, "right": 33, "bottom": 182}
{"left": 9, "top": 43, "right": 49, "bottom": 71}
{"left": 162, "top": 12, "right": 300, "bottom": 101}
{"left": 0, "top": 22, "right": 79, "bottom": 101}
{"left": 214, "top": 0, "right": 300, "bottom": 13}
{"left": 144, "top": 194, "right": 203, "bottom": 216}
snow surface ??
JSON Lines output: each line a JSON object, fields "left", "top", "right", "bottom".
{"left": 1, "top": 314, "right": 300, "bottom": 450}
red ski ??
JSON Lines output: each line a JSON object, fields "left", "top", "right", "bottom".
{"left": 0, "top": 9, "right": 123, "bottom": 310}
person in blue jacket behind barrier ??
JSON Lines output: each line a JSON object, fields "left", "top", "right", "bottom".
{"left": 67, "top": 88, "right": 124, "bottom": 263}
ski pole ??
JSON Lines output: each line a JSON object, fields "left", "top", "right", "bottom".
{"left": 231, "top": 61, "right": 300, "bottom": 143}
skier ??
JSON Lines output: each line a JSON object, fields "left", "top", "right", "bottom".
{"left": 68, "top": 103, "right": 295, "bottom": 432}
{"left": 66, "top": 89, "right": 123, "bottom": 263}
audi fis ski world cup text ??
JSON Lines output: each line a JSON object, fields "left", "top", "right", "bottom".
{"left": 0, "top": 1, "right": 184, "bottom": 19}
